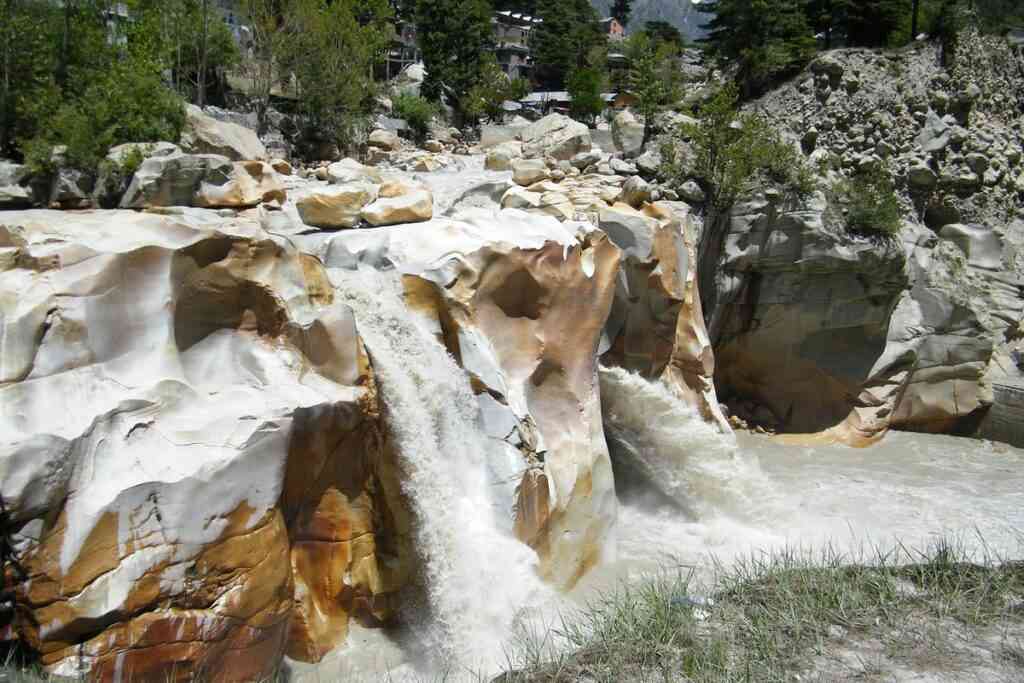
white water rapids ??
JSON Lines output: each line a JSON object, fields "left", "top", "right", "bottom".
{"left": 288, "top": 281, "right": 1024, "bottom": 681}
{"left": 325, "top": 267, "right": 548, "bottom": 675}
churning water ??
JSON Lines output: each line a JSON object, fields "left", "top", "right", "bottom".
{"left": 328, "top": 267, "right": 548, "bottom": 675}
{"left": 289, "top": 293, "right": 1024, "bottom": 681}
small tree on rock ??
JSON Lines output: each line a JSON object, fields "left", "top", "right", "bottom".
{"left": 625, "top": 32, "right": 682, "bottom": 147}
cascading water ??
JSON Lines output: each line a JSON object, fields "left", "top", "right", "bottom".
{"left": 331, "top": 266, "right": 548, "bottom": 674}
{"left": 598, "top": 365, "right": 765, "bottom": 519}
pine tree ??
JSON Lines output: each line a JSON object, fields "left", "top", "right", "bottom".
{"left": 700, "top": 0, "right": 817, "bottom": 98}
{"left": 532, "top": 0, "right": 603, "bottom": 89}
{"left": 611, "top": 0, "right": 632, "bottom": 28}
{"left": 625, "top": 32, "right": 681, "bottom": 146}
{"left": 846, "top": 0, "right": 910, "bottom": 46}
{"left": 413, "top": 0, "right": 494, "bottom": 115}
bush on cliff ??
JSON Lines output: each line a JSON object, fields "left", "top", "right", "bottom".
{"left": 838, "top": 166, "right": 903, "bottom": 236}
{"left": 662, "top": 84, "right": 815, "bottom": 215}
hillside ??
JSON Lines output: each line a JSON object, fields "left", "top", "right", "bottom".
{"left": 590, "top": 0, "right": 709, "bottom": 41}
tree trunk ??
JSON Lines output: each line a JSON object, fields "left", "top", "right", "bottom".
{"left": 911, "top": 0, "right": 921, "bottom": 39}
{"left": 197, "top": 0, "right": 209, "bottom": 107}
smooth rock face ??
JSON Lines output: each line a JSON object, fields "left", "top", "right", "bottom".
{"left": 521, "top": 113, "right": 592, "bottom": 161}
{"left": 321, "top": 210, "right": 621, "bottom": 588}
{"left": 0, "top": 210, "right": 410, "bottom": 678}
{"left": 181, "top": 104, "right": 267, "bottom": 161}
{"left": 194, "top": 160, "right": 287, "bottom": 208}
{"left": 706, "top": 192, "right": 910, "bottom": 436}
{"left": 120, "top": 152, "right": 234, "bottom": 208}
{"left": 121, "top": 154, "right": 285, "bottom": 209}
{"left": 297, "top": 183, "right": 379, "bottom": 229}
{"left": 600, "top": 203, "right": 729, "bottom": 430}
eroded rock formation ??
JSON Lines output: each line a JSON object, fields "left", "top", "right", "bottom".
{"left": 0, "top": 209, "right": 409, "bottom": 678}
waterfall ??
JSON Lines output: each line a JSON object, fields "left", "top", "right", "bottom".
{"left": 332, "top": 267, "right": 546, "bottom": 672}
{"left": 598, "top": 365, "right": 764, "bottom": 519}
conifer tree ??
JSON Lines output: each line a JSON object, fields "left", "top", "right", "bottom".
{"left": 699, "top": 0, "right": 817, "bottom": 98}
{"left": 532, "top": 0, "right": 603, "bottom": 89}
{"left": 611, "top": 0, "right": 632, "bottom": 28}
{"left": 413, "top": 0, "right": 494, "bottom": 116}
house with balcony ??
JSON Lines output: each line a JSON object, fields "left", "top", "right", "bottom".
{"left": 492, "top": 10, "right": 541, "bottom": 80}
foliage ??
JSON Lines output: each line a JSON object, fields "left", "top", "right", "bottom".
{"left": 413, "top": 0, "right": 493, "bottom": 117}
{"left": 461, "top": 55, "right": 530, "bottom": 125}
{"left": 644, "top": 20, "right": 686, "bottom": 48}
{"left": 533, "top": 0, "right": 604, "bottom": 89}
{"left": 22, "top": 59, "right": 185, "bottom": 174}
{"left": 394, "top": 93, "right": 437, "bottom": 142}
{"left": 846, "top": 0, "right": 912, "bottom": 46}
{"left": 277, "top": 0, "right": 393, "bottom": 156}
{"left": 132, "top": 0, "right": 239, "bottom": 106}
{"left": 699, "top": 0, "right": 818, "bottom": 98}
{"left": 837, "top": 166, "right": 903, "bottom": 236}
{"left": 0, "top": 1, "right": 56, "bottom": 157}
{"left": 624, "top": 32, "right": 683, "bottom": 147}
{"left": 664, "top": 84, "right": 812, "bottom": 213}
{"left": 611, "top": 0, "right": 632, "bottom": 28}
{"left": 566, "top": 67, "right": 607, "bottom": 126}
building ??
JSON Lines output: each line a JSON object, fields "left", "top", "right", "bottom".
{"left": 492, "top": 11, "right": 541, "bottom": 80}
{"left": 385, "top": 20, "right": 422, "bottom": 81}
{"left": 600, "top": 17, "right": 625, "bottom": 42}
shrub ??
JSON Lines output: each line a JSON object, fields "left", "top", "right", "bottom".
{"left": 461, "top": 56, "right": 531, "bottom": 125}
{"left": 23, "top": 60, "right": 184, "bottom": 174}
{"left": 664, "top": 83, "right": 815, "bottom": 213}
{"left": 393, "top": 93, "right": 437, "bottom": 143}
{"left": 838, "top": 166, "right": 902, "bottom": 236}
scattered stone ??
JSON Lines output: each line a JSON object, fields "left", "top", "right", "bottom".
{"left": 521, "top": 113, "right": 592, "bottom": 160}
{"left": 610, "top": 158, "right": 639, "bottom": 175}
{"left": 0, "top": 161, "right": 35, "bottom": 208}
{"left": 512, "top": 158, "right": 549, "bottom": 186}
{"left": 619, "top": 176, "right": 651, "bottom": 208}
{"left": 679, "top": 180, "right": 706, "bottom": 204}
{"left": 424, "top": 140, "right": 444, "bottom": 153}
{"left": 270, "top": 158, "right": 293, "bottom": 175}
{"left": 368, "top": 129, "right": 402, "bottom": 152}
{"left": 296, "top": 183, "right": 378, "bottom": 229}
{"left": 361, "top": 187, "right": 433, "bottom": 226}
{"left": 611, "top": 110, "right": 645, "bottom": 158}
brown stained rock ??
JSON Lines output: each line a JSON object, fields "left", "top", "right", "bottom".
{"left": 0, "top": 210, "right": 408, "bottom": 678}
{"left": 600, "top": 203, "right": 730, "bottom": 431}
{"left": 399, "top": 230, "right": 621, "bottom": 589}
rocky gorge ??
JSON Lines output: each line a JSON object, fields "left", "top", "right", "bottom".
{"left": 0, "top": 32, "right": 1022, "bottom": 682}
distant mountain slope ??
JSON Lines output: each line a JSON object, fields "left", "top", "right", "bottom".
{"left": 590, "top": 0, "right": 710, "bottom": 42}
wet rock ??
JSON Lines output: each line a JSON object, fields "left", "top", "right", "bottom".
{"left": 0, "top": 209, "right": 404, "bottom": 678}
